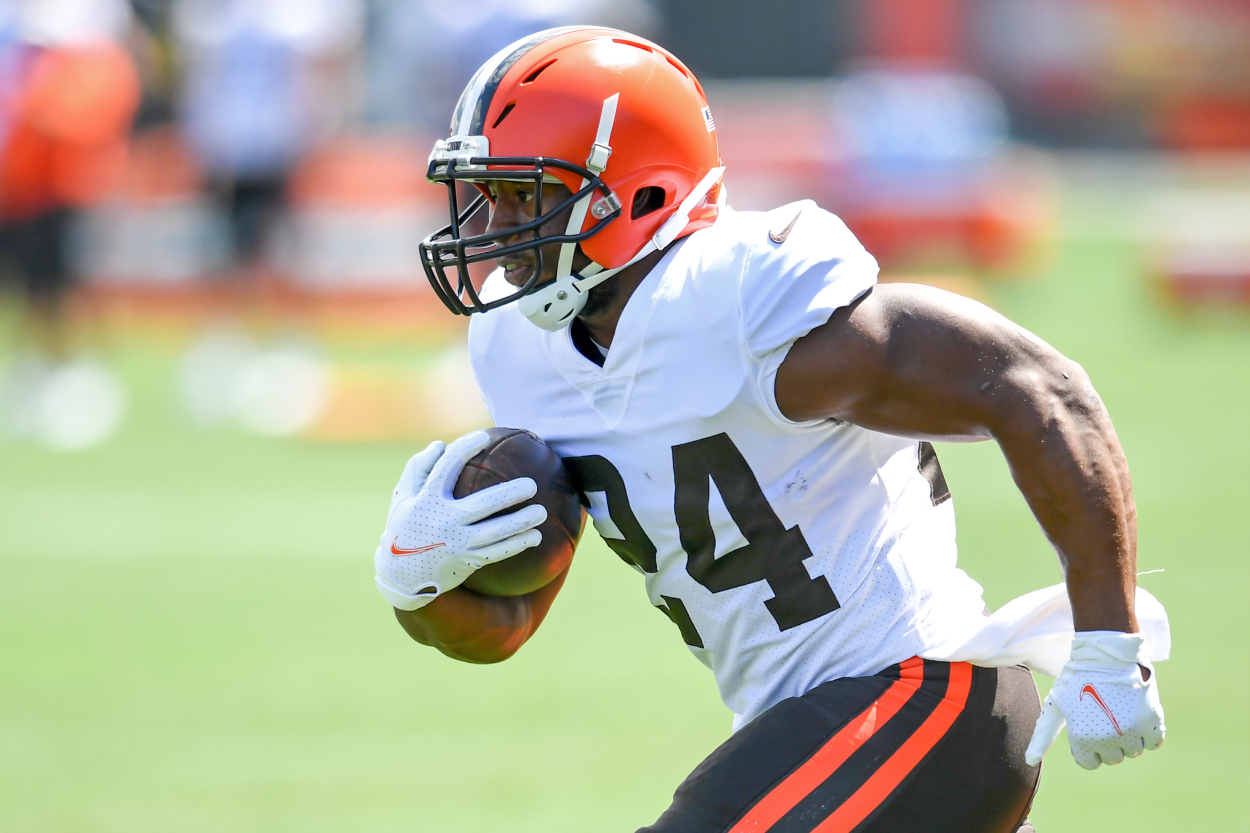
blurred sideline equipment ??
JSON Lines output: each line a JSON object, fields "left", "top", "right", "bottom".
{"left": 179, "top": 330, "right": 329, "bottom": 437}
{"left": 823, "top": 67, "right": 1047, "bottom": 276}
{"left": 1145, "top": 188, "right": 1250, "bottom": 307}
{"left": 0, "top": 353, "right": 126, "bottom": 450}
{"left": 456, "top": 427, "right": 582, "bottom": 598}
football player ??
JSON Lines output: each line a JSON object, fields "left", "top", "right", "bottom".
{"left": 374, "top": 28, "right": 1168, "bottom": 833}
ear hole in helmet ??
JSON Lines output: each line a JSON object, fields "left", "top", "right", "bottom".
{"left": 631, "top": 186, "right": 666, "bottom": 219}
{"left": 491, "top": 101, "right": 516, "bottom": 129}
{"left": 521, "top": 59, "right": 558, "bottom": 85}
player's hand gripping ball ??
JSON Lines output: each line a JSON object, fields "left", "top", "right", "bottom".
{"left": 458, "top": 428, "right": 582, "bottom": 596}
{"left": 373, "top": 428, "right": 582, "bottom": 610}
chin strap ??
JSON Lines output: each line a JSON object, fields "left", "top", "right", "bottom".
{"left": 574, "top": 163, "right": 725, "bottom": 289}
{"left": 554, "top": 94, "right": 619, "bottom": 280}
{"left": 518, "top": 157, "right": 726, "bottom": 332}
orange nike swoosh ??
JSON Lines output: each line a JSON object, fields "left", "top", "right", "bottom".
{"left": 1080, "top": 684, "right": 1124, "bottom": 736}
{"left": 390, "top": 538, "right": 447, "bottom": 557}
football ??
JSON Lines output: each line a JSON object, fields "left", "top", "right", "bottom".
{"left": 457, "top": 427, "right": 583, "bottom": 597}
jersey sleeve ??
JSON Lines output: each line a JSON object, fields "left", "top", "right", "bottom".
{"left": 738, "top": 201, "right": 878, "bottom": 360}
{"left": 736, "top": 201, "right": 879, "bottom": 427}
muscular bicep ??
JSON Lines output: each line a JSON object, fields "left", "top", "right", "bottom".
{"left": 779, "top": 283, "right": 1139, "bottom": 632}
{"left": 775, "top": 283, "right": 1083, "bottom": 441}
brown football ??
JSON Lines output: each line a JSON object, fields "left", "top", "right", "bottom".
{"left": 456, "top": 427, "right": 583, "bottom": 597}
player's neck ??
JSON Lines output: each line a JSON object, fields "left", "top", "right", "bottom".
{"left": 575, "top": 248, "right": 667, "bottom": 348}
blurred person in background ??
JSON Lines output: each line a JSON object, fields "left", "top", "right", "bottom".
{"left": 172, "top": 0, "right": 364, "bottom": 281}
{"left": 0, "top": 0, "right": 139, "bottom": 450}
{"left": 364, "top": 0, "right": 657, "bottom": 133}
{"left": 170, "top": 0, "right": 364, "bottom": 440}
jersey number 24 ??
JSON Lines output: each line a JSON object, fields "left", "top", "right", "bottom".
{"left": 564, "top": 432, "right": 841, "bottom": 648}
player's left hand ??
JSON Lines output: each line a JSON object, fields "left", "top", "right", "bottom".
{"left": 1025, "top": 631, "right": 1165, "bottom": 770}
{"left": 373, "top": 431, "right": 546, "bottom": 611}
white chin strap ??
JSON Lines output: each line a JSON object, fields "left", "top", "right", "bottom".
{"left": 518, "top": 94, "right": 725, "bottom": 332}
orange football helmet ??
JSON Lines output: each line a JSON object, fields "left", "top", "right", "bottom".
{"left": 419, "top": 27, "right": 725, "bottom": 330}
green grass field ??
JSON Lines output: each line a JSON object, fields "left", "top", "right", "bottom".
{"left": 2, "top": 170, "right": 1248, "bottom": 831}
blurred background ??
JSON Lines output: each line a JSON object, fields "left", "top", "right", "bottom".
{"left": 0, "top": 0, "right": 1246, "bottom": 830}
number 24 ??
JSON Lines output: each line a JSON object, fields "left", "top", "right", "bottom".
{"left": 564, "top": 433, "right": 841, "bottom": 648}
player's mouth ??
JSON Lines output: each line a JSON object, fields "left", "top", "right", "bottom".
{"left": 498, "top": 256, "right": 536, "bottom": 287}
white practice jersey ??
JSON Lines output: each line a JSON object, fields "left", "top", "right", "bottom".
{"left": 469, "top": 202, "right": 990, "bottom": 728}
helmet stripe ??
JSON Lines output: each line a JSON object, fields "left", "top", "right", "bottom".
{"left": 449, "top": 26, "right": 591, "bottom": 137}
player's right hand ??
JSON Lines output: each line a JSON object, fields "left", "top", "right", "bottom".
{"left": 374, "top": 431, "right": 546, "bottom": 611}
{"left": 1025, "top": 631, "right": 1165, "bottom": 770}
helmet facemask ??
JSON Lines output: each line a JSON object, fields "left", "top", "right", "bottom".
{"left": 420, "top": 28, "right": 726, "bottom": 331}
{"left": 420, "top": 138, "right": 724, "bottom": 332}
{"left": 418, "top": 150, "right": 622, "bottom": 322}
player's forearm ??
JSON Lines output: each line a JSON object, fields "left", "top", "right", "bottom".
{"left": 394, "top": 591, "right": 530, "bottom": 664}
{"left": 992, "top": 360, "right": 1138, "bottom": 633}
{"left": 393, "top": 567, "right": 569, "bottom": 663}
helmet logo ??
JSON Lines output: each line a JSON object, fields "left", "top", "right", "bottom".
{"left": 702, "top": 106, "right": 716, "bottom": 132}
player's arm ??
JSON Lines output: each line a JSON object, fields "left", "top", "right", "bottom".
{"left": 374, "top": 432, "right": 553, "bottom": 663}
{"left": 775, "top": 282, "right": 1137, "bottom": 633}
{"left": 393, "top": 566, "right": 569, "bottom": 664}
{"left": 778, "top": 282, "right": 1167, "bottom": 769}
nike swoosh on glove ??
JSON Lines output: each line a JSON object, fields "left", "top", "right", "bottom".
{"left": 374, "top": 430, "right": 547, "bottom": 610}
{"left": 1025, "top": 631, "right": 1165, "bottom": 769}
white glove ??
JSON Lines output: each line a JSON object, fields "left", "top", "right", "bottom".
{"left": 1025, "top": 631, "right": 1165, "bottom": 769}
{"left": 374, "top": 430, "right": 547, "bottom": 611}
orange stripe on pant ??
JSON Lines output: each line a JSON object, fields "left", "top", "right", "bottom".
{"left": 813, "top": 661, "right": 974, "bottom": 833}
{"left": 727, "top": 657, "right": 926, "bottom": 833}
